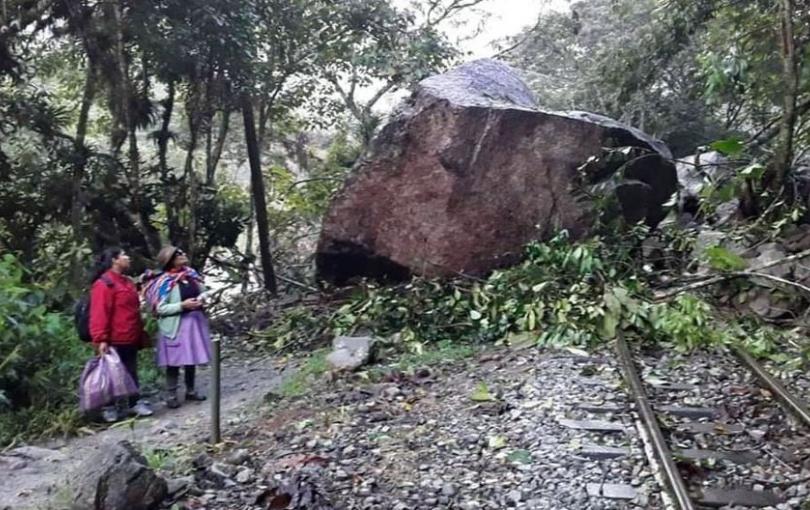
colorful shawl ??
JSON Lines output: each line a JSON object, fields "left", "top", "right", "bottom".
{"left": 142, "top": 267, "right": 203, "bottom": 313}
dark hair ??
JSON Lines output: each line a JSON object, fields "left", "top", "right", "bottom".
{"left": 92, "top": 247, "right": 123, "bottom": 282}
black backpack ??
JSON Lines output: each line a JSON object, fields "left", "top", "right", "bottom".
{"left": 74, "top": 275, "right": 113, "bottom": 342}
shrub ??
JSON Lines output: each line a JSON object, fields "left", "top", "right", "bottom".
{"left": 0, "top": 253, "right": 90, "bottom": 444}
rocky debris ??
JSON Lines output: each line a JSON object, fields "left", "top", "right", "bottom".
{"left": 227, "top": 449, "right": 252, "bottom": 466}
{"left": 68, "top": 441, "right": 167, "bottom": 510}
{"left": 747, "top": 243, "right": 791, "bottom": 287}
{"left": 257, "top": 466, "right": 335, "bottom": 509}
{"left": 783, "top": 223, "right": 810, "bottom": 253}
{"left": 166, "top": 476, "right": 195, "bottom": 499}
{"left": 692, "top": 229, "right": 748, "bottom": 273}
{"left": 177, "top": 348, "right": 665, "bottom": 509}
{"left": 317, "top": 59, "right": 677, "bottom": 284}
{"left": 326, "top": 336, "right": 376, "bottom": 372}
{"left": 675, "top": 151, "right": 731, "bottom": 211}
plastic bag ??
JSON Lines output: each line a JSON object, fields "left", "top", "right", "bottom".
{"left": 78, "top": 347, "right": 138, "bottom": 412}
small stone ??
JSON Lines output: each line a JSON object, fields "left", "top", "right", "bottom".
{"left": 166, "top": 476, "right": 195, "bottom": 497}
{"left": 441, "top": 483, "right": 457, "bottom": 497}
{"left": 236, "top": 467, "right": 254, "bottom": 484}
{"left": 226, "top": 449, "right": 251, "bottom": 465}
{"left": 210, "top": 462, "right": 237, "bottom": 479}
{"left": 507, "top": 489, "right": 522, "bottom": 505}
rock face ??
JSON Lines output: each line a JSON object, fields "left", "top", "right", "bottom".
{"left": 69, "top": 441, "right": 167, "bottom": 510}
{"left": 317, "top": 59, "right": 677, "bottom": 284}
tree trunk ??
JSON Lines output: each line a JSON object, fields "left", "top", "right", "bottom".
{"left": 774, "top": 0, "right": 799, "bottom": 190}
{"left": 206, "top": 110, "right": 230, "bottom": 186}
{"left": 241, "top": 92, "right": 277, "bottom": 294}
{"left": 242, "top": 186, "right": 255, "bottom": 293}
{"left": 184, "top": 114, "right": 200, "bottom": 260}
{"left": 70, "top": 62, "right": 96, "bottom": 237}
{"left": 130, "top": 125, "right": 162, "bottom": 256}
{"left": 70, "top": 62, "right": 97, "bottom": 285}
{"left": 158, "top": 80, "right": 179, "bottom": 242}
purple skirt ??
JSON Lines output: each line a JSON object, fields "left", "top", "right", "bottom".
{"left": 156, "top": 310, "right": 212, "bottom": 367}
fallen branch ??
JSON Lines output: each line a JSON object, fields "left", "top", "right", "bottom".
{"left": 742, "top": 271, "right": 810, "bottom": 295}
{"left": 655, "top": 247, "right": 810, "bottom": 300}
{"left": 278, "top": 274, "right": 318, "bottom": 293}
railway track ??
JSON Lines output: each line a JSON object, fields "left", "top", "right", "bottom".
{"left": 613, "top": 333, "right": 810, "bottom": 509}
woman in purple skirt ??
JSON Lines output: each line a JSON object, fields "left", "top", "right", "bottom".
{"left": 143, "top": 246, "right": 212, "bottom": 409}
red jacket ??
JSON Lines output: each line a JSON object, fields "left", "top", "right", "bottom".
{"left": 89, "top": 270, "right": 145, "bottom": 346}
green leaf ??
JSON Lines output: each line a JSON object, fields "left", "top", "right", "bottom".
{"left": 507, "top": 449, "right": 532, "bottom": 464}
{"left": 739, "top": 163, "right": 765, "bottom": 179}
{"left": 710, "top": 138, "right": 745, "bottom": 157}
{"left": 487, "top": 435, "right": 507, "bottom": 450}
{"left": 704, "top": 245, "right": 747, "bottom": 272}
{"left": 470, "top": 382, "right": 496, "bottom": 402}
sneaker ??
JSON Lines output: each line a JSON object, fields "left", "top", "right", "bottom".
{"left": 101, "top": 406, "right": 120, "bottom": 423}
{"left": 130, "top": 399, "right": 154, "bottom": 417}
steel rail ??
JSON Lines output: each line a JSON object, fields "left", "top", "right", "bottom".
{"left": 734, "top": 346, "right": 810, "bottom": 427}
{"left": 616, "top": 332, "right": 696, "bottom": 510}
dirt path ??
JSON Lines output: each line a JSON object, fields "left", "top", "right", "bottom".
{"left": 0, "top": 352, "right": 284, "bottom": 510}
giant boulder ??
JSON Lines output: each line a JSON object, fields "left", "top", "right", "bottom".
{"left": 317, "top": 59, "right": 677, "bottom": 284}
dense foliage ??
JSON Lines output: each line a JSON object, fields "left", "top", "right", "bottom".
{"left": 0, "top": 255, "right": 89, "bottom": 444}
{"left": 0, "top": 0, "right": 482, "bottom": 444}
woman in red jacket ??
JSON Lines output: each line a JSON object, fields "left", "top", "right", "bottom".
{"left": 89, "top": 248, "right": 153, "bottom": 422}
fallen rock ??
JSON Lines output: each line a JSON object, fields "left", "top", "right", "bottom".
{"left": 693, "top": 229, "right": 748, "bottom": 273}
{"left": 236, "top": 467, "right": 254, "bottom": 484}
{"left": 675, "top": 151, "right": 730, "bottom": 211}
{"left": 326, "top": 336, "right": 375, "bottom": 372}
{"left": 745, "top": 289, "right": 794, "bottom": 320}
{"left": 69, "top": 441, "right": 167, "bottom": 510}
{"left": 783, "top": 224, "right": 810, "bottom": 252}
{"left": 747, "top": 243, "right": 792, "bottom": 289}
{"left": 226, "top": 449, "right": 251, "bottom": 466}
{"left": 166, "top": 476, "right": 195, "bottom": 498}
{"left": 316, "top": 59, "right": 677, "bottom": 284}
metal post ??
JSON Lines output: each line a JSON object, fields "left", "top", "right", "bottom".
{"left": 210, "top": 336, "right": 221, "bottom": 443}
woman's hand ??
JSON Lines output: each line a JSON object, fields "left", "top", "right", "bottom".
{"left": 181, "top": 298, "right": 202, "bottom": 311}
{"left": 97, "top": 342, "right": 109, "bottom": 355}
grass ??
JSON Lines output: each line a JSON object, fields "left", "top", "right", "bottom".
{"left": 388, "top": 340, "right": 478, "bottom": 370}
{"left": 138, "top": 349, "right": 162, "bottom": 394}
{"left": 275, "top": 349, "right": 330, "bottom": 398}
{"left": 141, "top": 444, "right": 196, "bottom": 474}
